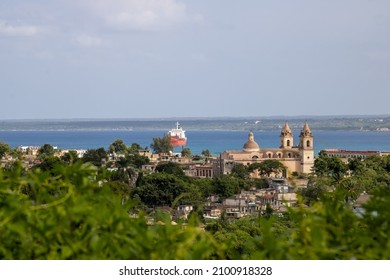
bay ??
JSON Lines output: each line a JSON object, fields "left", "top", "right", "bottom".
{"left": 0, "top": 130, "right": 389, "bottom": 156}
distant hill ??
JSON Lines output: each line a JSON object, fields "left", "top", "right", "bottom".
{"left": 1, "top": 116, "right": 390, "bottom": 131}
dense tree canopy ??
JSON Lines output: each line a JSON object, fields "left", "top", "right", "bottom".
{"left": 60, "top": 150, "right": 80, "bottom": 164}
{"left": 313, "top": 153, "right": 348, "bottom": 181}
{"left": 82, "top": 147, "right": 107, "bottom": 167}
{"left": 37, "top": 144, "right": 55, "bottom": 159}
{"left": 109, "top": 139, "right": 127, "bottom": 154}
{"left": 212, "top": 175, "right": 240, "bottom": 200}
{"left": 201, "top": 149, "right": 211, "bottom": 158}
{"left": 249, "top": 160, "right": 285, "bottom": 177}
{"left": 133, "top": 173, "right": 189, "bottom": 207}
{"left": 0, "top": 142, "right": 11, "bottom": 158}
{"left": 181, "top": 147, "right": 192, "bottom": 158}
{"left": 155, "top": 162, "right": 185, "bottom": 177}
{"left": 150, "top": 134, "right": 173, "bottom": 154}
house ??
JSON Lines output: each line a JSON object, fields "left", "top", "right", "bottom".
{"left": 175, "top": 205, "right": 194, "bottom": 220}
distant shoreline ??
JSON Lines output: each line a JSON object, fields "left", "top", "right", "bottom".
{"left": 1, "top": 116, "right": 390, "bottom": 132}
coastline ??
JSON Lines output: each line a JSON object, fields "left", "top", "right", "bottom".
{"left": 1, "top": 116, "right": 390, "bottom": 132}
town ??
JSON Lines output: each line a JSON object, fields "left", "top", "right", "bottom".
{"left": 1, "top": 121, "right": 386, "bottom": 225}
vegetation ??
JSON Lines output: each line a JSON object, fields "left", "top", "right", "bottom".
{"left": 0, "top": 142, "right": 11, "bottom": 158}
{"left": 1, "top": 138, "right": 390, "bottom": 260}
{"left": 150, "top": 134, "right": 173, "bottom": 154}
{"left": 249, "top": 160, "right": 285, "bottom": 177}
{"left": 181, "top": 147, "right": 192, "bottom": 158}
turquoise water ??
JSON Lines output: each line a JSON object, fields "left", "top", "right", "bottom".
{"left": 0, "top": 130, "right": 389, "bottom": 156}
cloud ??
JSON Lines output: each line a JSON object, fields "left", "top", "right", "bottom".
{"left": 90, "top": 0, "right": 200, "bottom": 30}
{"left": 0, "top": 20, "right": 43, "bottom": 36}
{"left": 72, "top": 34, "right": 106, "bottom": 47}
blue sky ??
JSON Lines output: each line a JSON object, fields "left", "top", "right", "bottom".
{"left": 1, "top": 0, "right": 390, "bottom": 119}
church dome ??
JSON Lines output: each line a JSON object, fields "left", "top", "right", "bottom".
{"left": 243, "top": 132, "right": 260, "bottom": 152}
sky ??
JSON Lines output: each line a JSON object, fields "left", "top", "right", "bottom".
{"left": 1, "top": 0, "right": 390, "bottom": 120}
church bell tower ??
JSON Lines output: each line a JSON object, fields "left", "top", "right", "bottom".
{"left": 280, "top": 121, "right": 293, "bottom": 148}
{"left": 299, "top": 122, "right": 314, "bottom": 173}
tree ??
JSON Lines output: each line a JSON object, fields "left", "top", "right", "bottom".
{"left": 231, "top": 163, "right": 250, "bottom": 180}
{"left": 109, "top": 139, "right": 127, "bottom": 154}
{"left": 127, "top": 143, "right": 142, "bottom": 154}
{"left": 250, "top": 160, "right": 285, "bottom": 177}
{"left": 82, "top": 147, "right": 107, "bottom": 167}
{"left": 327, "top": 157, "right": 348, "bottom": 182}
{"left": 212, "top": 175, "right": 240, "bottom": 200}
{"left": 0, "top": 162, "right": 222, "bottom": 260}
{"left": 314, "top": 154, "right": 347, "bottom": 181}
{"left": 347, "top": 158, "right": 364, "bottom": 175}
{"left": 181, "top": 147, "right": 192, "bottom": 158}
{"left": 313, "top": 156, "right": 329, "bottom": 176}
{"left": 0, "top": 142, "right": 11, "bottom": 158}
{"left": 38, "top": 144, "right": 55, "bottom": 158}
{"left": 129, "top": 154, "right": 150, "bottom": 169}
{"left": 60, "top": 150, "right": 79, "bottom": 164}
{"left": 33, "top": 156, "right": 63, "bottom": 173}
{"left": 150, "top": 134, "right": 173, "bottom": 154}
{"left": 134, "top": 173, "right": 189, "bottom": 207}
{"left": 155, "top": 162, "right": 185, "bottom": 177}
{"left": 110, "top": 165, "right": 138, "bottom": 188}
{"left": 201, "top": 149, "right": 211, "bottom": 158}
{"left": 298, "top": 181, "right": 328, "bottom": 206}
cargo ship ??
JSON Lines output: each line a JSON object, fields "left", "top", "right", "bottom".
{"left": 168, "top": 122, "right": 187, "bottom": 147}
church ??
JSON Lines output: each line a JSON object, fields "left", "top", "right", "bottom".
{"left": 214, "top": 122, "right": 314, "bottom": 178}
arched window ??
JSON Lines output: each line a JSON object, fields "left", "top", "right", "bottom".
{"left": 287, "top": 153, "right": 291, "bottom": 158}
{"left": 268, "top": 153, "right": 272, "bottom": 158}
{"left": 287, "top": 139, "right": 291, "bottom": 147}
{"left": 252, "top": 155, "right": 259, "bottom": 160}
{"left": 306, "top": 140, "right": 310, "bottom": 147}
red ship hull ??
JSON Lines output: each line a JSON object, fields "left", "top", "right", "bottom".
{"left": 170, "top": 137, "right": 187, "bottom": 147}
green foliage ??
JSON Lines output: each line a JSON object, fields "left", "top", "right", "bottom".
{"left": 109, "top": 139, "right": 127, "bottom": 154}
{"left": 0, "top": 162, "right": 223, "bottom": 260}
{"left": 82, "top": 147, "right": 107, "bottom": 167}
{"left": 231, "top": 164, "right": 249, "bottom": 180}
{"left": 298, "top": 175, "right": 333, "bottom": 206}
{"left": 249, "top": 160, "right": 285, "bottom": 177}
{"left": 155, "top": 162, "right": 185, "bottom": 177}
{"left": 133, "top": 173, "right": 189, "bottom": 207}
{"left": 33, "top": 156, "right": 63, "bottom": 174}
{"left": 2, "top": 150, "right": 390, "bottom": 260}
{"left": 190, "top": 177, "right": 214, "bottom": 198}
{"left": 37, "top": 144, "right": 55, "bottom": 159}
{"left": 201, "top": 149, "right": 211, "bottom": 157}
{"left": 150, "top": 134, "right": 173, "bottom": 154}
{"left": 115, "top": 153, "right": 149, "bottom": 170}
{"left": 60, "top": 150, "right": 80, "bottom": 164}
{"left": 314, "top": 153, "right": 348, "bottom": 181}
{"left": 109, "top": 165, "right": 138, "bottom": 188}
{"left": 181, "top": 147, "right": 192, "bottom": 158}
{"left": 0, "top": 142, "right": 11, "bottom": 158}
{"left": 127, "top": 143, "right": 147, "bottom": 155}
{"left": 212, "top": 175, "right": 240, "bottom": 200}
{"left": 253, "top": 178, "right": 269, "bottom": 189}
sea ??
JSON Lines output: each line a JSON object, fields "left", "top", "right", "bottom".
{"left": 0, "top": 130, "right": 389, "bottom": 156}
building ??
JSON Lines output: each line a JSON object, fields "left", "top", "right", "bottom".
{"left": 214, "top": 122, "right": 314, "bottom": 177}
{"left": 323, "top": 149, "right": 390, "bottom": 160}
